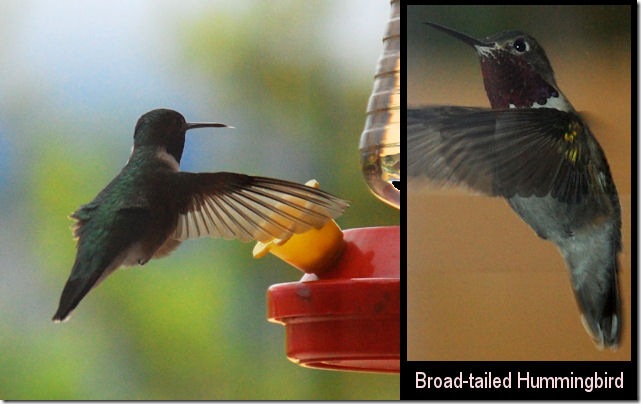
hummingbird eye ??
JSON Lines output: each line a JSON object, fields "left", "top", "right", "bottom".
{"left": 512, "top": 38, "right": 528, "bottom": 53}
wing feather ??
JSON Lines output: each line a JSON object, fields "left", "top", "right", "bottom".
{"left": 172, "top": 173, "right": 348, "bottom": 243}
{"left": 407, "top": 106, "right": 610, "bottom": 204}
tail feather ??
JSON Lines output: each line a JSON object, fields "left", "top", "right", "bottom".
{"left": 567, "top": 251, "right": 621, "bottom": 349}
{"left": 52, "top": 255, "right": 118, "bottom": 322}
{"left": 573, "top": 265, "right": 621, "bottom": 349}
{"left": 52, "top": 274, "right": 98, "bottom": 322}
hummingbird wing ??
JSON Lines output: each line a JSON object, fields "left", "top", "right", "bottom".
{"left": 407, "top": 106, "right": 613, "bottom": 204}
{"left": 169, "top": 172, "right": 348, "bottom": 243}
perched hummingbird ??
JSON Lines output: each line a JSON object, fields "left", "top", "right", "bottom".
{"left": 53, "top": 108, "right": 348, "bottom": 322}
{"left": 407, "top": 22, "right": 622, "bottom": 349}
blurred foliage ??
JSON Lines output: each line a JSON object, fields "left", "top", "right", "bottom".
{"left": 0, "top": 0, "right": 399, "bottom": 400}
{"left": 179, "top": 0, "right": 398, "bottom": 230}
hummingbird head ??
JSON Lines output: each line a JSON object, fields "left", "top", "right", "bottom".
{"left": 133, "top": 109, "right": 227, "bottom": 165}
{"left": 425, "top": 22, "right": 569, "bottom": 111}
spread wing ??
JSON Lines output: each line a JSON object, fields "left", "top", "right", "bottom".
{"left": 407, "top": 106, "right": 612, "bottom": 204}
{"left": 171, "top": 172, "right": 348, "bottom": 243}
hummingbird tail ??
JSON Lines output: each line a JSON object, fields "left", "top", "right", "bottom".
{"left": 570, "top": 257, "right": 621, "bottom": 350}
{"left": 53, "top": 281, "right": 89, "bottom": 322}
{"left": 52, "top": 276, "right": 95, "bottom": 322}
{"left": 52, "top": 258, "right": 111, "bottom": 322}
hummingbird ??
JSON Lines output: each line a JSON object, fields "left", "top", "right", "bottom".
{"left": 407, "top": 22, "right": 622, "bottom": 349}
{"left": 53, "top": 108, "right": 349, "bottom": 322}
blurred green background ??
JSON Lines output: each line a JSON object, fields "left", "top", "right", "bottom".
{"left": 0, "top": 0, "right": 399, "bottom": 399}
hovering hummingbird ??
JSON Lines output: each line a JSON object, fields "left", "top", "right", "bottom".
{"left": 53, "top": 108, "right": 348, "bottom": 322}
{"left": 407, "top": 22, "right": 622, "bottom": 349}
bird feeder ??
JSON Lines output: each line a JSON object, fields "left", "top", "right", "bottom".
{"left": 255, "top": 0, "right": 400, "bottom": 373}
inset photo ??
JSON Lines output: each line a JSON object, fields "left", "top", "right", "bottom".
{"left": 406, "top": 5, "right": 631, "bottom": 361}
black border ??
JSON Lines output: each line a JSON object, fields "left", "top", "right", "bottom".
{"left": 401, "top": 3, "right": 638, "bottom": 400}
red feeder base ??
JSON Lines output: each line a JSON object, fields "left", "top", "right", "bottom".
{"left": 267, "top": 226, "right": 399, "bottom": 373}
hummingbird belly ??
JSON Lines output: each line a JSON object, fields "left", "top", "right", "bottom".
{"left": 508, "top": 193, "right": 617, "bottom": 242}
{"left": 120, "top": 240, "right": 154, "bottom": 266}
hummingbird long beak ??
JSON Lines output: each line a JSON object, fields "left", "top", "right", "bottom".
{"left": 186, "top": 122, "right": 230, "bottom": 130}
{"left": 424, "top": 21, "right": 492, "bottom": 48}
